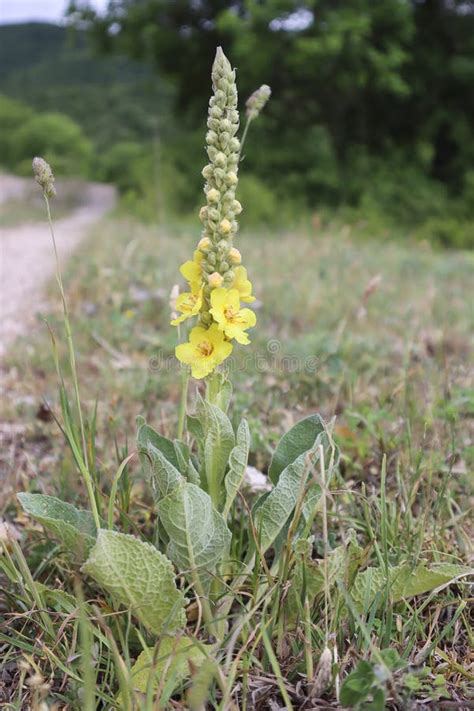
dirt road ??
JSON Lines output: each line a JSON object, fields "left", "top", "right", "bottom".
{"left": 0, "top": 175, "right": 116, "bottom": 355}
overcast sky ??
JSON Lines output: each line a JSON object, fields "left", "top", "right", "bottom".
{"left": 0, "top": 0, "right": 108, "bottom": 24}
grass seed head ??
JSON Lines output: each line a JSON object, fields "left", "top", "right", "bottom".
{"left": 246, "top": 84, "right": 272, "bottom": 119}
{"left": 32, "top": 157, "right": 56, "bottom": 198}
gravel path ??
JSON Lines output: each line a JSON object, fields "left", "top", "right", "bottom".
{"left": 0, "top": 175, "right": 116, "bottom": 355}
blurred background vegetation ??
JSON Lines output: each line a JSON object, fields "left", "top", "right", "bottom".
{"left": 0, "top": 0, "right": 472, "bottom": 247}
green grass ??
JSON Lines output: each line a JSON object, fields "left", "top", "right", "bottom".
{"left": 1, "top": 213, "right": 473, "bottom": 709}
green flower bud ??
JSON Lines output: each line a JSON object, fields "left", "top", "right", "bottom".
{"left": 200, "top": 311, "right": 212, "bottom": 326}
{"left": 219, "top": 131, "right": 230, "bottom": 146}
{"left": 223, "top": 269, "right": 235, "bottom": 285}
{"left": 208, "top": 118, "right": 220, "bottom": 131}
{"left": 225, "top": 171, "right": 238, "bottom": 187}
{"left": 202, "top": 164, "right": 213, "bottom": 180}
{"left": 217, "top": 240, "right": 230, "bottom": 254}
{"left": 208, "top": 207, "right": 220, "bottom": 221}
{"left": 207, "top": 188, "right": 220, "bottom": 203}
{"left": 219, "top": 218, "right": 232, "bottom": 235}
{"left": 207, "top": 145, "right": 218, "bottom": 161}
{"left": 206, "top": 130, "right": 218, "bottom": 145}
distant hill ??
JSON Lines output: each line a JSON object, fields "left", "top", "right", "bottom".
{"left": 0, "top": 23, "right": 171, "bottom": 151}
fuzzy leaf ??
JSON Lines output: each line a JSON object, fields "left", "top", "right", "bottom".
{"left": 17, "top": 492, "right": 97, "bottom": 559}
{"left": 391, "top": 562, "right": 473, "bottom": 600}
{"left": 205, "top": 372, "right": 233, "bottom": 413}
{"left": 268, "top": 414, "right": 326, "bottom": 485}
{"left": 223, "top": 419, "right": 250, "bottom": 516}
{"left": 186, "top": 457, "right": 201, "bottom": 486}
{"left": 82, "top": 530, "right": 186, "bottom": 633}
{"left": 137, "top": 422, "right": 182, "bottom": 472}
{"left": 173, "top": 439, "right": 190, "bottom": 474}
{"left": 34, "top": 582, "right": 77, "bottom": 613}
{"left": 145, "top": 442, "right": 184, "bottom": 501}
{"left": 186, "top": 415, "right": 204, "bottom": 444}
{"left": 203, "top": 402, "right": 235, "bottom": 499}
{"left": 159, "top": 483, "right": 231, "bottom": 593}
{"left": 254, "top": 434, "right": 326, "bottom": 553}
{"left": 172, "top": 438, "right": 201, "bottom": 485}
{"left": 120, "top": 637, "right": 208, "bottom": 701}
{"left": 351, "top": 562, "right": 473, "bottom": 612}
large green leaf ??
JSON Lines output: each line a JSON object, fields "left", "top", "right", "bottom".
{"left": 144, "top": 441, "right": 184, "bottom": 501}
{"left": 119, "top": 637, "right": 208, "bottom": 702}
{"left": 351, "top": 562, "right": 473, "bottom": 612}
{"left": 268, "top": 414, "right": 326, "bottom": 485}
{"left": 17, "top": 492, "right": 97, "bottom": 559}
{"left": 137, "top": 421, "right": 181, "bottom": 470}
{"left": 391, "top": 562, "right": 473, "bottom": 600}
{"left": 202, "top": 401, "right": 235, "bottom": 502}
{"left": 254, "top": 433, "right": 327, "bottom": 553}
{"left": 159, "top": 483, "right": 231, "bottom": 593}
{"left": 223, "top": 419, "right": 250, "bottom": 516}
{"left": 173, "top": 439, "right": 200, "bottom": 485}
{"left": 82, "top": 530, "right": 186, "bottom": 633}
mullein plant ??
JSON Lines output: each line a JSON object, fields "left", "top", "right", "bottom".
{"left": 172, "top": 47, "right": 257, "bottom": 379}
{"left": 17, "top": 48, "right": 356, "bottom": 705}
{"left": 16, "top": 47, "right": 470, "bottom": 709}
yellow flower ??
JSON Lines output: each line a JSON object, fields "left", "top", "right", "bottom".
{"left": 232, "top": 266, "right": 255, "bottom": 303}
{"left": 175, "top": 324, "right": 233, "bottom": 379}
{"left": 210, "top": 288, "right": 256, "bottom": 345}
{"left": 208, "top": 271, "right": 224, "bottom": 288}
{"left": 180, "top": 251, "right": 203, "bottom": 292}
{"left": 170, "top": 289, "right": 203, "bottom": 326}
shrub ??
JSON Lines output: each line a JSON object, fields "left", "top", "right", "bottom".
{"left": 11, "top": 111, "right": 92, "bottom": 176}
{"left": 415, "top": 217, "right": 474, "bottom": 250}
{"left": 0, "top": 94, "right": 33, "bottom": 167}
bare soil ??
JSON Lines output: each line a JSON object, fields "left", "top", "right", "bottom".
{"left": 0, "top": 175, "right": 116, "bottom": 354}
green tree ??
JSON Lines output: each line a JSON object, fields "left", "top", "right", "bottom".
{"left": 75, "top": 0, "right": 473, "bottom": 206}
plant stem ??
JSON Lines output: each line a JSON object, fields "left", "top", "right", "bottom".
{"left": 44, "top": 195, "right": 101, "bottom": 530}
{"left": 239, "top": 117, "right": 252, "bottom": 159}
{"left": 177, "top": 365, "right": 190, "bottom": 440}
